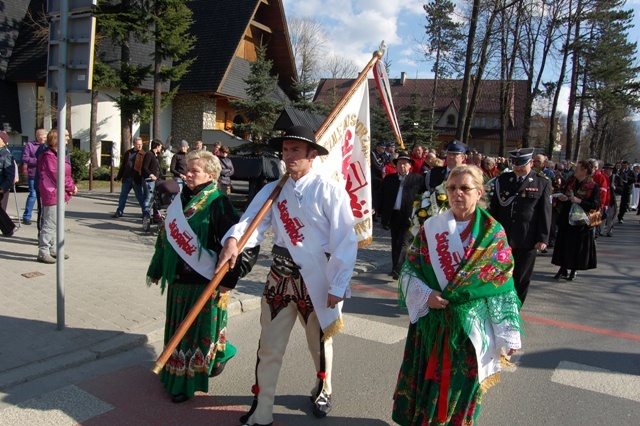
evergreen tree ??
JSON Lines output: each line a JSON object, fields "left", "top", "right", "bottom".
{"left": 151, "top": 0, "right": 196, "bottom": 140}
{"left": 230, "top": 44, "right": 284, "bottom": 143}
{"left": 370, "top": 91, "right": 395, "bottom": 145}
{"left": 399, "top": 86, "right": 438, "bottom": 147}
{"left": 97, "top": 0, "right": 152, "bottom": 154}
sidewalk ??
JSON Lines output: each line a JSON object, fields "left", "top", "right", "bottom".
{"left": 0, "top": 185, "right": 391, "bottom": 391}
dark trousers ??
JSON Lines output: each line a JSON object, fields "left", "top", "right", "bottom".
{"left": 512, "top": 248, "right": 537, "bottom": 304}
{"left": 618, "top": 191, "right": 631, "bottom": 221}
{"left": 390, "top": 211, "right": 413, "bottom": 273}
{"left": 0, "top": 202, "right": 16, "bottom": 235}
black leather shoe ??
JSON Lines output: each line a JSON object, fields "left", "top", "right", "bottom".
{"left": 311, "top": 392, "right": 331, "bottom": 418}
{"left": 554, "top": 269, "right": 568, "bottom": 280}
{"left": 209, "top": 360, "right": 227, "bottom": 377}
{"left": 563, "top": 271, "right": 577, "bottom": 281}
{"left": 171, "top": 393, "right": 190, "bottom": 403}
{"left": 391, "top": 270, "right": 400, "bottom": 280}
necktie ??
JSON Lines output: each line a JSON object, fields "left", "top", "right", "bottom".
{"left": 517, "top": 177, "right": 524, "bottom": 185}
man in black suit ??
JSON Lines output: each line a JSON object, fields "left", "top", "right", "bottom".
{"left": 489, "top": 148, "right": 551, "bottom": 304}
{"left": 377, "top": 151, "right": 427, "bottom": 279}
{"left": 428, "top": 140, "right": 467, "bottom": 191}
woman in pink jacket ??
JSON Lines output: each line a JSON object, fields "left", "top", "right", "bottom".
{"left": 37, "top": 129, "right": 77, "bottom": 264}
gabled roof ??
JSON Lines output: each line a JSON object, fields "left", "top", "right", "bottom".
{"left": 314, "top": 77, "right": 527, "bottom": 140}
{"left": 176, "top": 0, "right": 296, "bottom": 97}
{"left": 4, "top": 0, "right": 48, "bottom": 82}
{"left": 274, "top": 106, "right": 326, "bottom": 132}
{"left": 0, "top": 0, "right": 35, "bottom": 78}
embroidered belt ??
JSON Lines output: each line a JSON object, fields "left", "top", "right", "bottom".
{"left": 271, "top": 245, "right": 329, "bottom": 278}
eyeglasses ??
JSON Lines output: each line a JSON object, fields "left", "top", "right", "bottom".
{"left": 446, "top": 185, "right": 477, "bottom": 193}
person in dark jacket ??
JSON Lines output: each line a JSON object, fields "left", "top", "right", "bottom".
{"left": 489, "top": 148, "right": 551, "bottom": 303}
{"left": 551, "top": 160, "right": 600, "bottom": 281}
{"left": 428, "top": 140, "right": 467, "bottom": 191}
{"left": 113, "top": 137, "right": 145, "bottom": 218}
{"left": 21, "top": 128, "right": 48, "bottom": 225}
{"left": 170, "top": 140, "right": 189, "bottom": 190}
{"left": 217, "top": 145, "right": 234, "bottom": 195}
{"left": 0, "top": 131, "right": 17, "bottom": 237}
{"left": 141, "top": 140, "right": 164, "bottom": 220}
{"left": 377, "top": 151, "right": 427, "bottom": 279}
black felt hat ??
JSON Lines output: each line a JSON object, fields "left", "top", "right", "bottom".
{"left": 269, "top": 125, "right": 329, "bottom": 156}
{"left": 392, "top": 150, "right": 414, "bottom": 166}
{"left": 603, "top": 163, "right": 615, "bottom": 169}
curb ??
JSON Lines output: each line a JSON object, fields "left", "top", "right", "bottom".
{"left": 0, "top": 260, "right": 378, "bottom": 391}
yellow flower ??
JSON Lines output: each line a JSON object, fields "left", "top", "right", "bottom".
{"left": 418, "top": 209, "right": 428, "bottom": 218}
{"left": 413, "top": 201, "right": 420, "bottom": 207}
{"left": 437, "top": 194, "right": 447, "bottom": 202}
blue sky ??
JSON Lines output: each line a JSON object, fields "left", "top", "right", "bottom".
{"left": 282, "top": 0, "right": 640, "bottom": 115}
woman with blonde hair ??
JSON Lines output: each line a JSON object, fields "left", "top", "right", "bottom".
{"left": 393, "top": 165, "right": 522, "bottom": 425}
{"left": 147, "top": 149, "right": 258, "bottom": 403}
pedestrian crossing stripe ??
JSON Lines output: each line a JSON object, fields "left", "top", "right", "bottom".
{"left": 341, "top": 314, "right": 407, "bottom": 344}
{"left": 551, "top": 361, "right": 640, "bottom": 403}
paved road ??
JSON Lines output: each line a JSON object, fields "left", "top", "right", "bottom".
{"left": 1, "top": 185, "right": 639, "bottom": 424}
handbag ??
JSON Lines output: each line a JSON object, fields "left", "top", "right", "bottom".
{"left": 586, "top": 209, "right": 602, "bottom": 228}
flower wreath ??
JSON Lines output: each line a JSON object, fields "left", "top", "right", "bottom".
{"left": 409, "top": 182, "right": 449, "bottom": 236}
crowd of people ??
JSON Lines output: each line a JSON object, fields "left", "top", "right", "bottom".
{"left": 4, "top": 123, "right": 640, "bottom": 425}
{"left": 112, "top": 139, "right": 235, "bottom": 228}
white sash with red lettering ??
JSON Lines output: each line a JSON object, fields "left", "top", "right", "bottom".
{"left": 165, "top": 195, "right": 217, "bottom": 280}
{"left": 273, "top": 180, "right": 341, "bottom": 334}
{"left": 424, "top": 209, "right": 465, "bottom": 290}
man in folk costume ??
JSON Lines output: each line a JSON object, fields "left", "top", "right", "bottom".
{"left": 489, "top": 148, "right": 551, "bottom": 304}
{"left": 217, "top": 126, "right": 357, "bottom": 426}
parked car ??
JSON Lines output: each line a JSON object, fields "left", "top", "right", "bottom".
{"left": 8, "top": 145, "right": 29, "bottom": 188}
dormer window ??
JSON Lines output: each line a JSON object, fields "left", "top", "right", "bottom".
{"left": 447, "top": 114, "right": 455, "bottom": 126}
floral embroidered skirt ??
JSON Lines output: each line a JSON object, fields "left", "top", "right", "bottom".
{"left": 392, "top": 322, "right": 482, "bottom": 425}
{"left": 160, "top": 282, "right": 236, "bottom": 397}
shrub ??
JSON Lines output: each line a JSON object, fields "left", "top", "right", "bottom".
{"left": 69, "top": 149, "right": 91, "bottom": 182}
{"left": 93, "top": 166, "right": 114, "bottom": 180}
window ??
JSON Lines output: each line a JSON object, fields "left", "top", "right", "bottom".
{"left": 481, "top": 117, "right": 486, "bottom": 128}
{"left": 446, "top": 115, "right": 455, "bottom": 126}
{"left": 101, "top": 141, "right": 113, "bottom": 167}
{"left": 72, "top": 139, "right": 81, "bottom": 150}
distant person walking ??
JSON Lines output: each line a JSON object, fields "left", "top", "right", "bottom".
{"left": 170, "top": 140, "right": 189, "bottom": 190}
{"left": 21, "top": 128, "right": 48, "bottom": 225}
{"left": 0, "top": 131, "right": 17, "bottom": 237}
{"left": 37, "top": 130, "right": 77, "bottom": 263}
{"left": 217, "top": 146, "right": 234, "bottom": 195}
{"left": 112, "top": 137, "right": 145, "bottom": 218}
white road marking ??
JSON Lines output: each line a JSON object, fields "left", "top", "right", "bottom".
{"left": 342, "top": 314, "right": 407, "bottom": 344}
{"left": 0, "top": 384, "right": 112, "bottom": 426}
{"left": 551, "top": 361, "right": 640, "bottom": 403}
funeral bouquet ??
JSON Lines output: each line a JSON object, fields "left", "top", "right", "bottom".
{"left": 410, "top": 183, "right": 449, "bottom": 235}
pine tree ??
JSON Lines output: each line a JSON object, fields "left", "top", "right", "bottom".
{"left": 370, "top": 91, "right": 395, "bottom": 145}
{"left": 230, "top": 44, "right": 284, "bottom": 143}
{"left": 97, "top": 0, "right": 152, "bottom": 154}
{"left": 399, "top": 86, "right": 438, "bottom": 147}
{"left": 151, "top": 0, "right": 196, "bottom": 140}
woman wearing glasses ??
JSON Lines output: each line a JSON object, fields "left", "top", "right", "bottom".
{"left": 392, "top": 165, "right": 523, "bottom": 426}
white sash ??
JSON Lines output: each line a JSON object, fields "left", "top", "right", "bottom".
{"left": 424, "top": 209, "right": 465, "bottom": 291}
{"left": 165, "top": 196, "right": 217, "bottom": 280}
{"left": 273, "top": 180, "right": 342, "bottom": 333}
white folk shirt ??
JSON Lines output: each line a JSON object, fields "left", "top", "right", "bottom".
{"left": 223, "top": 170, "right": 358, "bottom": 298}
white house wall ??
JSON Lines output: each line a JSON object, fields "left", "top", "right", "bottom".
{"left": 17, "top": 82, "right": 37, "bottom": 140}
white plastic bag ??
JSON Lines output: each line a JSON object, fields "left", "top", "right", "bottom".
{"left": 569, "top": 203, "right": 589, "bottom": 226}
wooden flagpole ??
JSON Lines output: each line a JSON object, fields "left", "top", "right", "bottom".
{"left": 152, "top": 174, "right": 289, "bottom": 374}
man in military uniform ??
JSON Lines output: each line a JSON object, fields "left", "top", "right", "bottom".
{"left": 489, "top": 148, "right": 551, "bottom": 304}
{"left": 428, "top": 140, "right": 467, "bottom": 191}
